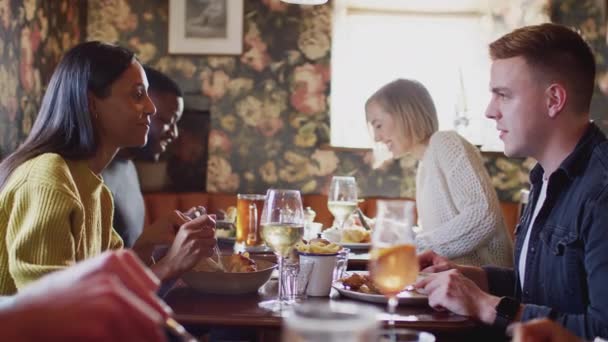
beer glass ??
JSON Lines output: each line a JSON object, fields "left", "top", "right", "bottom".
{"left": 235, "top": 194, "right": 266, "bottom": 252}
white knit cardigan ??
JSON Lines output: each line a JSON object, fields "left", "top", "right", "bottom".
{"left": 415, "top": 131, "right": 513, "bottom": 267}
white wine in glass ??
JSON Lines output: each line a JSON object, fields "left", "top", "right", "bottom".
{"left": 261, "top": 223, "right": 304, "bottom": 257}
{"left": 258, "top": 189, "right": 304, "bottom": 312}
{"left": 368, "top": 200, "right": 418, "bottom": 331}
{"left": 327, "top": 176, "right": 358, "bottom": 229}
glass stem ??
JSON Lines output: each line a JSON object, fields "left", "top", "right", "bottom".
{"left": 277, "top": 254, "right": 284, "bottom": 302}
{"left": 388, "top": 296, "right": 398, "bottom": 328}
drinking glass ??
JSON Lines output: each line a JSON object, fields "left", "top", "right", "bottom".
{"left": 235, "top": 194, "right": 266, "bottom": 252}
{"left": 258, "top": 189, "right": 305, "bottom": 311}
{"left": 368, "top": 200, "right": 418, "bottom": 332}
{"left": 327, "top": 176, "right": 358, "bottom": 229}
{"left": 282, "top": 302, "right": 380, "bottom": 342}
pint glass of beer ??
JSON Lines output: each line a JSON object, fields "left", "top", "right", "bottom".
{"left": 235, "top": 194, "right": 266, "bottom": 251}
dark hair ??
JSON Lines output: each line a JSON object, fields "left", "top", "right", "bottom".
{"left": 144, "top": 66, "right": 183, "bottom": 97}
{"left": 489, "top": 23, "right": 596, "bottom": 113}
{"left": 0, "top": 41, "right": 135, "bottom": 190}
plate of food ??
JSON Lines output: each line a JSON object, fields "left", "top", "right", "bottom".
{"left": 322, "top": 225, "right": 371, "bottom": 250}
{"left": 182, "top": 252, "right": 276, "bottom": 294}
{"left": 333, "top": 272, "right": 427, "bottom": 306}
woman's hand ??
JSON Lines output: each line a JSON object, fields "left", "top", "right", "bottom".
{"left": 151, "top": 212, "right": 217, "bottom": 281}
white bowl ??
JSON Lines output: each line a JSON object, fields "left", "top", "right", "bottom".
{"left": 181, "top": 256, "right": 276, "bottom": 295}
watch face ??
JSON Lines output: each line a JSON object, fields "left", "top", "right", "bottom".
{"left": 493, "top": 297, "right": 520, "bottom": 331}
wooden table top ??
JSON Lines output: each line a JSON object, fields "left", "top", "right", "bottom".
{"left": 164, "top": 279, "right": 477, "bottom": 334}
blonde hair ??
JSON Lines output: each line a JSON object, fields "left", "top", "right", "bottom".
{"left": 365, "top": 79, "right": 439, "bottom": 147}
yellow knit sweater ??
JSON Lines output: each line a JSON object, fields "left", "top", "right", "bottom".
{"left": 0, "top": 153, "right": 123, "bottom": 295}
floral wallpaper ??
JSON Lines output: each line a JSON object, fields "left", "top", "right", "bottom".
{"left": 552, "top": 0, "right": 608, "bottom": 130}
{"left": 2, "top": 0, "right": 604, "bottom": 203}
{"left": 84, "top": 0, "right": 534, "bottom": 202}
{"left": 0, "top": 0, "right": 84, "bottom": 159}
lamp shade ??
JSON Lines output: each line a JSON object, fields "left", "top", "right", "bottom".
{"left": 281, "top": 0, "right": 328, "bottom": 4}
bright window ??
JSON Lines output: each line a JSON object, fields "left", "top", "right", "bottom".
{"left": 331, "top": 0, "right": 507, "bottom": 151}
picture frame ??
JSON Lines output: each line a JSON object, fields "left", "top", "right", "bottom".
{"left": 168, "top": 0, "right": 244, "bottom": 55}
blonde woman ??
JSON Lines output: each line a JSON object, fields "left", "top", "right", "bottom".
{"left": 366, "top": 79, "right": 512, "bottom": 267}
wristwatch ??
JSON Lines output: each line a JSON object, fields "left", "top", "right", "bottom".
{"left": 492, "top": 296, "right": 520, "bottom": 331}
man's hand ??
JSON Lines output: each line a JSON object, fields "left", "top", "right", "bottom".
{"left": 418, "top": 250, "right": 457, "bottom": 273}
{"left": 418, "top": 250, "right": 489, "bottom": 291}
{"left": 415, "top": 269, "right": 501, "bottom": 324}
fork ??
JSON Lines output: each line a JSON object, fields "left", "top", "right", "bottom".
{"left": 190, "top": 209, "right": 226, "bottom": 272}
{"left": 165, "top": 317, "right": 198, "bottom": 342}
{"left": 356, "top": 208, "right": 373, "bottom": 231}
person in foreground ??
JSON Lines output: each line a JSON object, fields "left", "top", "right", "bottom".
{"left": 0, "top": 250, "right": 168, "bottom": 341}
{"left": 0, "top": 41, "right": 215, "bottom": 295}
{"left": 366, "top": 79, "right": 512, "bottom": 267}
{"left": 511, "top": 319, "right": 608, "bottom": 342}
{"left": 415, "top": 23, "right": 608, "bottom": 340}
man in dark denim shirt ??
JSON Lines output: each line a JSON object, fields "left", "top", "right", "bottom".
{"left": 414, "top": 23, "right": 608, "bottom": 340}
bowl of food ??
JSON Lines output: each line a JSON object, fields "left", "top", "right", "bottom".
{"left": 181, "top": 253, "right": 276, "bottom": 295}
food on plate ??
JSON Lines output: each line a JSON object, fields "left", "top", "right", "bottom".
{"left": 341, "top": 225, "right": 371, "bottom": 243}
{"left": 194, "top": 252, "right": 257, "bottom": 273}
{"left": 340, "top": 273, "right": 381, "bottom": 294}
{"left": 295, "top": 238, "right": 342, "bottom": 254}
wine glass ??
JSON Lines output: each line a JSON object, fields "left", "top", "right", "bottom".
{"left": 258, "top": 189, "right": 305, "bottom": 312}
{"left": 368, "top": 200, "right": 418, "bottom": 332}
{"left": 327, "top": 176, "right": 358, "bottom": 229}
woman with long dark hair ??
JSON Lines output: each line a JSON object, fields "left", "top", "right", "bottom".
{"left": 0, "top": 41, "right": 215, "bottom": 295}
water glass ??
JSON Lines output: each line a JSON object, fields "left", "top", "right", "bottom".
{"left": 281, "top": 259, "right": 314, "bottom": 301}
{"left": 333, "top": 247, "right": 350, "bottom": 281}
{"left": 283, "top": 302, "right": 380, "bottom": 342}
{"left": 376, "top": 329, "right": 435, "bottom": 342}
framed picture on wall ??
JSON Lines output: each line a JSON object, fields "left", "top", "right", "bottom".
{"left": 168, "top": 0, "right": 243, "bottom": 55}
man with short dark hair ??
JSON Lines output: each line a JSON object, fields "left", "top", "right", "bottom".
{"left": 415, "top": 23, "right": 608, "bottom": 340}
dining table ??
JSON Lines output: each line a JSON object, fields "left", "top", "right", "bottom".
{"left": 141, "top": 239, "right": 505, "bottom": 341}
{"left": 164, "top": 275, "right": 504, "bottom": 342}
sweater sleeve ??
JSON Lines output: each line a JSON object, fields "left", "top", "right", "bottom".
{"left": 6, "top": 183, "right": 79, "bottom": 290}
{"left": 109, "top": 228, "right": 124, "bottom": 250}
{"left": 415, "top": 134, "right": 502, "bottom": 258}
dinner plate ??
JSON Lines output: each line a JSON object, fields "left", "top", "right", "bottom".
{"left": 339, "top": 242, "right": 371, "bottom": 250}
{"left": 333, "top": 272, "right": 428, "bottom": 306}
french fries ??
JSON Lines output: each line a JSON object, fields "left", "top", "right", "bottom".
{"left": 295, "top": 239, "right": 342, "bottom": 254}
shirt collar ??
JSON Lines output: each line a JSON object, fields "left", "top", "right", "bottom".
{"left": 529, "top": 122, "right": 606, "bottom": 185}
